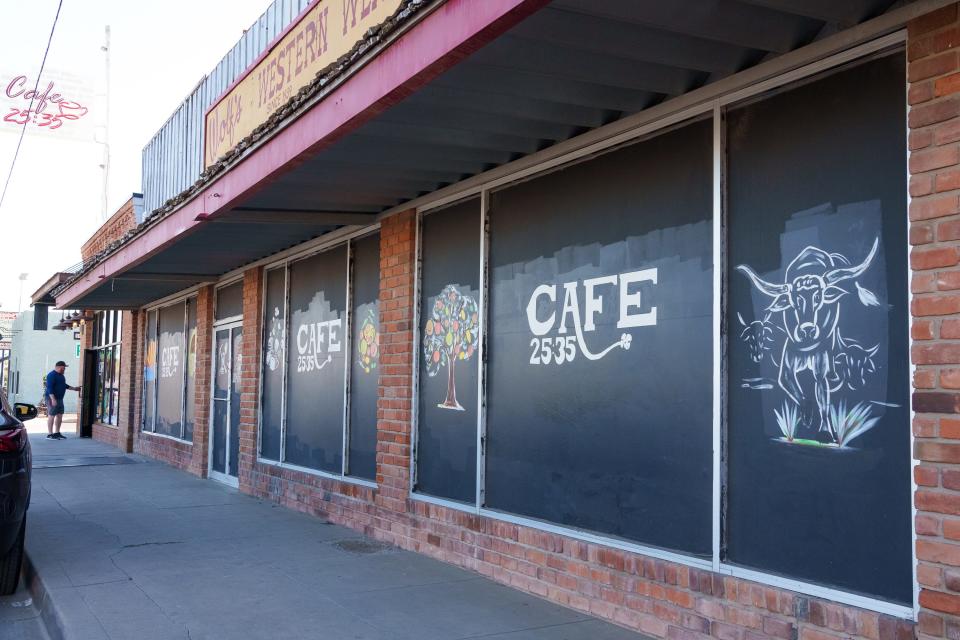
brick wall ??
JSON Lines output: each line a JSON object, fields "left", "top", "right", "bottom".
{"left": 909, "top": 5, "right": 960, "bottom": 639}
{"left": 80, "top": 198, "right": 137, "bottom": 262}
{"left": 116, "top": 7, "right": 960, "bottom": 638}
{"left": 133, "top": 287, "right": 213, "bottom": 477}
{"left": 90, "top": 310, "right": 137, "bottom": 451}
{"left": 228, "top": 209, "right": 912, "bottom": 640}
{"left": 116, "top": 311, "right": 138, "bottom": 453}
{"left": 238, "top": 270, "right": 263, "bottom": 493}
{"left": 191, "top": 286, "right": 214, "bottom": 477}
{"left": 375, "top": 210, "right": 417, "bottom": 513}
{"left": 82, "top": 197, "right": 139, "bottom": 446}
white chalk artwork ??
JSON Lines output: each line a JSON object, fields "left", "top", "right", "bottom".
{"left": 217, "top": 341, "right": 230, "bottom": 377}
{"left": 293, "top": 291, "right": 341, "bottom": 374}
{"left": 265, "top": 307, "right": 285, "bottom": 372}
{"left": 736, "top": 237, "right": 890, "bottom": 448}
{"left": 524, "top": 269, "right": 657, "bottom": 366}
{"left": 423, "top": 284, "right": 479, "bottom": 411}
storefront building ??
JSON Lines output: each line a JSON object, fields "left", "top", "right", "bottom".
{"left": 49, "top": 1, "right": 960, "bottom": 637}
{"left": 35, "top": 195, "right": 143, "bottom": 443}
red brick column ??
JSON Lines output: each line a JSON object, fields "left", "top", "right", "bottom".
{"left": 115, "top": 310, "right": 139, "bottom": 452}
{"left": 376, "top": 210, "right": 417, "bottom": 516}
{"left": 189, "top": 285, "right": 215, "bottom": 477}
{"left": 238, "top": 268, "right": 263, "bottom": 492}
{"left": 131, "top": 310, "right": 149, "bottom": 455}
{"left": 909, "top": 5, "right": 960, "bottom": 638}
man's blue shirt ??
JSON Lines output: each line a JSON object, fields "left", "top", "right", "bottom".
{"left": 45, "top": 370, "right": 67, "bottom": 400}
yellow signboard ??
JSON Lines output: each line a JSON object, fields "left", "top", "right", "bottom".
{"left": 204, "top": 0, "right": 402, "bottom": 167}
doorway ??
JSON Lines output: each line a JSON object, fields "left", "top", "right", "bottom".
{"left": 209, "top": 322, "right": 242, "bottom": 486}
{"left": 79, "top": 349, "right": 98, "bottom": 438}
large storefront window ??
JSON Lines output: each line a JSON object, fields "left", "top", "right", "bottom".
{"left": 415, "top": 198, "right": 481, "bottom": 503}
{"left": 411, "top": 51, "right": 910, "bottom": 608}
{"left": 724, "top": 54, "right": 910, "bottom": 604}
{"left": 259, "top": 233, "right": 380, "bottom": 481}
{"left": 92, "top": 310, "right": 122, "bottom": 425}
{"left": 487, "top": 120, "right": 713, "bottom": 554}
{"left": 142, "top": 297, "right": 197, "bottom": 441}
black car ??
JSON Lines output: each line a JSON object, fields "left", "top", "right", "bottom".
{"left": 0, "top": 391, "right": 36, "bottom": 595}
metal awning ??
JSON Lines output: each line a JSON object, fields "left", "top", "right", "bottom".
{"left": 57, "top": 0, "right": 937, "bottom": 309}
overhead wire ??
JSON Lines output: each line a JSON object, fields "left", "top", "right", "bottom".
{"left": 0, "top": 0, "right": 65, "bottom": 213}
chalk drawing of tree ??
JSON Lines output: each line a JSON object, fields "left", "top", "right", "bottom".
{"left": 423, "top": 285, "right": 479, "bottom": 411}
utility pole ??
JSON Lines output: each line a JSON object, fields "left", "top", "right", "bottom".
{"left": 99, "top": 25, "right": 111, "bottom": 220}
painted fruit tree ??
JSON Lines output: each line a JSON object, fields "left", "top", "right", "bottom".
{"left": 423, "top": 285, "right": 479, "bottom": 410}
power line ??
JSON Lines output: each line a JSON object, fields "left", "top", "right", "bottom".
{"left": 0, "top": 0, "right": 65, "bottom": 213}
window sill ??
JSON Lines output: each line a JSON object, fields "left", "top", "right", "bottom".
{"left": 139, "top": 430, "right": 193, "bottom": 446}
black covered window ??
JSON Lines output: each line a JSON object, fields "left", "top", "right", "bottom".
{"left": 259, "top": 233, "right": 381, "bottom": 480}
{"left": 142, "top": 298, "right": 196, "bottom": 441}
{"left": 724, "top": 54, "right": 910, "bottom": 605}
{"left": 410, "top": 51, "right": 911, "bottom": 608}
{"left": 33, "top": 305, "right": 49, "bottom": 331}
{"left": 486, "top": 119, "right": 713, "bottom": 555}
{"left": 415, "top": 198, "right": 481, "bottom": 503}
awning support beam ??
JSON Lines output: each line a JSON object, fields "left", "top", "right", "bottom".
{"left": 209, "top": 209, "right": 378, "bottom": 226}
{"left": 106, "top": 273, "right": 219, "bottom": 282}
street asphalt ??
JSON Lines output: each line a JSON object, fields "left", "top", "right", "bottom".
{"left": 20, "top": 434, "right": 650, "bottom": 640}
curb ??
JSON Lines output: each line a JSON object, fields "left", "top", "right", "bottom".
{"left": 23, "top": 550, "right": 66, "bottom": 640}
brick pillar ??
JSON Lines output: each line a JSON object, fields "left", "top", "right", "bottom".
{"left": 238, "top": 268, "right": 263, "bottom": 493}
{"left": 131, "top": 309, "right": 148, "bottom": 454}
{"left": 376, "top": 210, "right": 417, "bottom": 514}
{"left": 909, "top": 4, "right": 960, "bottom": 638}
{"left": 189, "top": 285, "right": 215, "bottom": 477}
{"left": 116, "top": 310, "right": 139, "bottom": 452}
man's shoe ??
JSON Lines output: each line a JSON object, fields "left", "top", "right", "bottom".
{"left": 46, "top": 434, "right": 56, "bottom": 440}
{"left": 54, "top": 433, "right": 66, "bottom": 439}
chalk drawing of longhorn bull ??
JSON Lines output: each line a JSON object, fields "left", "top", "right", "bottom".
{"left": 736, "top": 237, "right": 879, "bottom": 438}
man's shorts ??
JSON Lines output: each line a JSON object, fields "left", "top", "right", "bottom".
{"left": 48, "top": 401, "right": 64, "bottom": 416}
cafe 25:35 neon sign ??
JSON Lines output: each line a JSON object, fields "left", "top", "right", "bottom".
{"left": 3, "top": 75, "right": 89, "bottom": 130}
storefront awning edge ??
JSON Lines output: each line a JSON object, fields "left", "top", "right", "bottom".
{"left": 55, "top": 0, "right": 547, "bottom": 310}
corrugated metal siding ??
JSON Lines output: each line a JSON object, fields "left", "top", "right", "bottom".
{"left": 141, "top": 0, "right": 312, "bottom": 215}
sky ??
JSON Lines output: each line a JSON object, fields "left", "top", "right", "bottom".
{"left": 0, "top": 0, "right": 271, "bottom": 312}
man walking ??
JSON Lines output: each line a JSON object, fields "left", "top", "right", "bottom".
{"left": 45, "top": 361, "right": 80, "bottom": 440}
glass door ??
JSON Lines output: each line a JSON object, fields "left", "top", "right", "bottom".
{"left": 210, "top": 323, "right": 242, "bottom": 485}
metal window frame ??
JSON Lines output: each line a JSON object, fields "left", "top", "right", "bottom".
{"left": 214, "top": 278, "right": 245, "bottom": 325}
{"left": 141, "top": 294, "right": 198, "bottom": 443}
{"left": 409, "top": 196, "right": 486, "bottom": 509}
{"left": 252, "top": 226, "right": 381, "bottom": 489}
{"left": 93, "top": 310, "right": 124, "bottom": 426}
{"left": 208, "top": 319, "right": 243, "bottom": 487}
{"left": 407, "top": 32, "right": 915, "bottom": 620}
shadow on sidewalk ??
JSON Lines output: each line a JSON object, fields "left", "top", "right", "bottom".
{"left": 22, "top": 435, "right": 649, "bottom": 640}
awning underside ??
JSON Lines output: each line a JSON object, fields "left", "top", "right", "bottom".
{"left": 71, "top": 0, "right": 905, "bottom": 309}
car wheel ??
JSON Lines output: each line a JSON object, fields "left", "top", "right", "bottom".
{"left": 0, "top": 519, "right": 25, "bottom": 596}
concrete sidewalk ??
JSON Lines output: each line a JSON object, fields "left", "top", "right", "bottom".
{"left": 23, "top": 435, "right": 648, "bottom": 640}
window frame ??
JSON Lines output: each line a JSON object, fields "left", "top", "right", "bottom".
{"left": 255, "top": 227, "right": 381, "bottom": 489}
{"left": 92, "top": 310, "right": 122, "bottom": 426}
{"left": 407, "top": 36, "right": 915, "bottom": 619}
{"left": 141, "top": 296, "right": 197, "bottom": 442}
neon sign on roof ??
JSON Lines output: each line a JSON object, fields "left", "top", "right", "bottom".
{"left": 3, "top": 75, "right": 88, "bottom": 131}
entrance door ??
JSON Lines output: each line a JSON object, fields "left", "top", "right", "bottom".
{"left": 210, "top": 323, "right": 242, "bottom": 485}
{"left": 79, "top": 349, "right": 98, "bottom": 438}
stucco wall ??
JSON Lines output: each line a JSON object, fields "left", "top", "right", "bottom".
{"left": 9, "top": 309, "right": 80, "bottom": 411}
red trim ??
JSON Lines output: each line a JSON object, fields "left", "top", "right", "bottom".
{"left": 57, "top": 0, "right": 549, "bottom": 309}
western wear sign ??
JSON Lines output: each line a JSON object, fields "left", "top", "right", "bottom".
{"left": 204, "top": 0, "right": 402, "bottom": 167}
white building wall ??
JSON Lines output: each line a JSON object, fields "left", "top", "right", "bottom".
{"left": 9, "top": 309, "right": 80, "bottom": 412}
